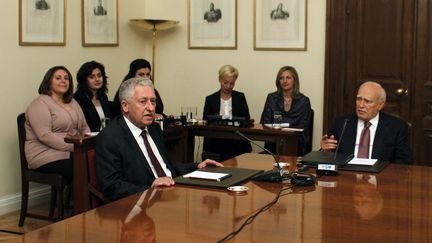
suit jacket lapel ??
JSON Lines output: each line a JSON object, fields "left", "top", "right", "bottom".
{"left": 341, "top": 115, "right": 358, "bottom": 155}
{"left": 214, "top": 91, "right": 221, "bottom": 114}
{"left": 372, "top": 113, "right": 387, "bottom": 158}
{"left": 231, "top": 91, "right": 239, "bottom": 115}
{"left": 119, "top": 118, "right": 155, "bottom": 178}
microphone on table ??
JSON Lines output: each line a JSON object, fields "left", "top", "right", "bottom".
{"left": 315, "top": 118, "right": 350, "bottom": 176}
{"left": 235, "top": 130, "right": 283, "bottom": 183}
{"left": 333, "top": 118, "right": 348, "bottom": 161}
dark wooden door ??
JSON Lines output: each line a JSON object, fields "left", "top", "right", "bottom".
{"left": 324, "top": 0, "right": 432, "bottom": 165}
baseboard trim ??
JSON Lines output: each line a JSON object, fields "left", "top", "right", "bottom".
{"left": 0, "top": 186, "right": 50, "bottom": 215}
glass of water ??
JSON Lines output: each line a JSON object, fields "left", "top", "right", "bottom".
{"left": 273, "top": 111, "right": 282, "bottom": 129}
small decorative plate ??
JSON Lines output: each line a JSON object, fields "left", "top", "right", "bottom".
{"left": 227, "top": 186, "right": 249, "bottom": 193}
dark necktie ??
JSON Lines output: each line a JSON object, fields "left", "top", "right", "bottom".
{"left": 141, "top": 131, "right": 167, "bottom": 177}
{"left": 357, "top": 121, "right": 371, "bottom": 158}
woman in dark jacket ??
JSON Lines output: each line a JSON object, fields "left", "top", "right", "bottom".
{"left": 112, "top": 59, "right": 165, "bottom": 118}
{"left": 260, "top": 66, "right": 312, "bottom": 156}
{"left": 74, "top": 61, "right": 112, "bottom": 132}
{"left": 203, "top": 65, "right": 252, "bottom": 161}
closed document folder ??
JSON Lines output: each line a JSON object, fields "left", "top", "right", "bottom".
{"left": 340, "top": 160, "right": 389, "bottom": 173}
{"left": 301, "top": 151, "right": 389, "bottom": 173}
{"left": 182, "top": 171, "right": 231, "bottom": 181}
{"left": 301, "top": 151, "right": 354, "bottom": 166}
{"left": 175, "top": 167, "right": 263, "bottom": 189}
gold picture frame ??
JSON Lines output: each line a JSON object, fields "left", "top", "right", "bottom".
{"left": 188, "top": 0, "right": 237, "bottom": 49}
{"left": 82, "top": 0, "right": 119, "bottom": 47}
{"left": 254, "top": 0, "right": 307, "bottom": 51}
{"left": 19, "top": 0, "right": 66, "bottom": 46}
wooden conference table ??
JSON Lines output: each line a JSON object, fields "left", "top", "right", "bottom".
{"left": 65, "top": 124, "right": 300, "bottom": 214}
{"left": 192, "top": 124, "right": 299, "bottom": 156}
{"left": 8, "top": 153, "right": 432, "bottom": 242}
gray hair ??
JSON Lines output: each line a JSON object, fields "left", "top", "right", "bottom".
{"left": 119, "top": 77, "right": 154, "bottom": 102}
{"left": 360, "top": 81, "right": 386, "bottom": 103}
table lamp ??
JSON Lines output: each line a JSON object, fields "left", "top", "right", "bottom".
{"left": 129, "top": 19, "right": 179, "bottom": 83}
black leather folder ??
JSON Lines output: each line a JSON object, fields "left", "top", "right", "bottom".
{"left": 339, "top": 160, "right": 390, "bottom": 173}
{"left": 301, "top": 151, "right": 389, "bottom": 173}
{"left": 301, "top": 151, "right": 354, "bottom": 166}
{"left": 174, "top": 167, "right": 263, "bottom": 189}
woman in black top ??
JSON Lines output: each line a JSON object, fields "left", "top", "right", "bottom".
{"left": 260, "top": 66, "right": 312, "bottom": 156}
{"left": 112, "top": 59, "right": 165, "bottom": 118}
{"left": 74, "top": 61, "right": 112, "bottom": 132}
{"left": 203, "top": 65, "right": 252, "bottom": 161}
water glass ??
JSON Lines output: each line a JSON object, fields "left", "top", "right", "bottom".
{"left": 273, "top": 111, "right": 282, "bottom": 129}
{"left": 181, "top": 106, "right": 198, "bottom": 122}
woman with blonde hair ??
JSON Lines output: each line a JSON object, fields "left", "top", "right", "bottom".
{"left": 203, "top": 65, "right": 252, "bottom": 161}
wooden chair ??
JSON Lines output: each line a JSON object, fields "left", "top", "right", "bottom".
{"left": 86, "top": 149, "right": 108, "bottom": 208}
{"left": 64, "top": 133, "right": 106, "bottom": 213}
{"left": 306, "top": 109, "right": 314, "bottom": 154}
{"left": 17, "top": 113, "right": 68, "bottom": 226}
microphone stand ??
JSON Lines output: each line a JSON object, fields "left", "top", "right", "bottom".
{"left": 235, "top": 130, "right": 284, "bottom": 183}
{"left": 333, "top": 119, "right": 348, "bottom": 161}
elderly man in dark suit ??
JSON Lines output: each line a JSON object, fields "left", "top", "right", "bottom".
{"left": 320, "top": 81, "right": 413, "bottom": 164}
{"left": 95, "top": 77, "right": 222, "bottom": 201}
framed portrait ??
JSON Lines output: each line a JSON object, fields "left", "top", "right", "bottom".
{"left": 254, "top": 0, "right": 307, "bottom": 51}
{"left": 19, "top": 0, "right": 65, "bottom": 46}
{"left": 82, "top": 0, "right": 119, "bottom": 47}
{"left": 188, "top": 0, "right": 237, "bottom": 49}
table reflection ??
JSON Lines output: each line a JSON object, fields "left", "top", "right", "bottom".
{"left": 121, "top": 189, "right": 161, "bottom": 242}
{"left": 354, "top": 174, "right": 383, "bottom": 220}
{"left": 202, "top": 195, "right": 220, "bottom": 214}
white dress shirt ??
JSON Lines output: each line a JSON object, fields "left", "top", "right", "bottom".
{"left": 123, "top": 116, "right": 172, "bottom": 178}
{"left": 219, "top": 97, "right": 232, "bottom": 117}
{"left": 95, "top": 105, "right": 105, "bottom": 129}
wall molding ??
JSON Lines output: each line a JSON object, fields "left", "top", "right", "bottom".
{"left": 0, "top": 186, "right": 50, "bottom": 215}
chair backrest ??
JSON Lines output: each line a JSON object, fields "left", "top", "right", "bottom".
{"left": 17, "top": 113, "right": 28, "bottom": 176}
{"left": 86, "top": 149, "right": 107, "bottom": 208}
{"left": 308, "top": 109, "right": 314, "bottom": 153}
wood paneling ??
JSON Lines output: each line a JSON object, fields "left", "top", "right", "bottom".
{"left": 325, "top": 0, "right": 432, "bottom": 165}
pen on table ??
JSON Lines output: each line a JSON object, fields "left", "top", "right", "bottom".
{"left": 217, "top": 174, "right": 232, "bottom": 181}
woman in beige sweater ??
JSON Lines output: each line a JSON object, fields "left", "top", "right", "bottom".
{"left": 25, "top": 66, "right": 90, "bottom": 181}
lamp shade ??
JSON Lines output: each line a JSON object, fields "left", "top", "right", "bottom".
{"left": 129, "top": 19, "right": 179, "bottom": 30}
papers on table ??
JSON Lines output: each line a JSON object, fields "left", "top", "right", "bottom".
{"left": 183, "top": 171, "right": 231, "bottom": 181}
{"left": 348, "top": 158, "right": 378, "bottom": 166}
{"left": 281, "top": 127, "right": 304, "bottom": 132}
{"left": 263, "top": 123, "right": 291, "bottom": 128}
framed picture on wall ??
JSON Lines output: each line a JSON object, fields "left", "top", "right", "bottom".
{"left": 188, "top": 0, "right": 237, "bottom": 49}
{"left": 19, "top": 0, "right": 65, "bottom": 46}
{"left": 82, "top": 0, "right": 119, "bottom": 47}
{"left": 254, "top": 0, "right": 307, "bottom": 51}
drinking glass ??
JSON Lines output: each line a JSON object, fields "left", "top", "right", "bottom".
{"left": 181, "top": 106, "right": 198, "bottom": 123}
{"left": 273, "top": 111, "right": 282, "bottom": 129}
